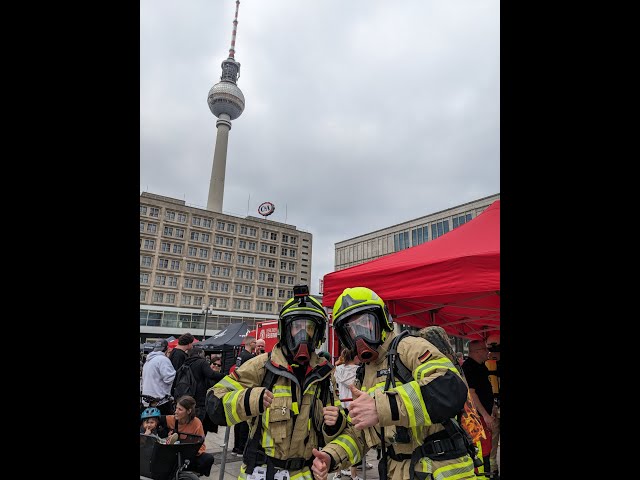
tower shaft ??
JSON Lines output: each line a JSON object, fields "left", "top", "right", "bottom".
{"left": 206, "top": 115, "right": 231, "bottom": 212}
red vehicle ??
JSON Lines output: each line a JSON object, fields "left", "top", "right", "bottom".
{"left": 246, "top": 320, "right": 279, "bottom": 353}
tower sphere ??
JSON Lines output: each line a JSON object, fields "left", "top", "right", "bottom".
{"left": 208, "top": 81, "right": 245, "bottom": 120}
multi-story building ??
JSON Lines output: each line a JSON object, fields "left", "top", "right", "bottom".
{"left": 140, "top": 192, "right": 313, "bottom": 342}
{"left": 332, "top": 193, "right": 500, "bottom": 353}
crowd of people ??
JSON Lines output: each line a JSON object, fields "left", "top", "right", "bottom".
{"left": 140, "top": 285, "right": 501, "bottom": 480}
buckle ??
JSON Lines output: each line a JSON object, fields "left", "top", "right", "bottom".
{"left": 431, "top": 439, "right": 445, "bottom": 456}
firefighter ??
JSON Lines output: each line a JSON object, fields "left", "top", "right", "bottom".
{"left": 311, "top": 287, "right": 477, "bottom": 480}
{"left": 206, "top": 285, "right": 347, "bottom": 480}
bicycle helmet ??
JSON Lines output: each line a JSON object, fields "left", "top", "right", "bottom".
{"left": 332, "top": 287, "right": 392, "bottom": 363}
{"left": 278, "top": 284, "right": 328, "bottom": 364}
{"left": 141, "top": 407, "right": 161, "bottom": 420}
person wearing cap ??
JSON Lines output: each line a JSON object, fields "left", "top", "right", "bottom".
{"left": 311, "top": 287, "right": 476, "bottom": 480}
{"left": 206, "top": 285, "right": 344, "bottom": 480}
{"left": 141, "top": 339, "right": 177, "bottom": 415}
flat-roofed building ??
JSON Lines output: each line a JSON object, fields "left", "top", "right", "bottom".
{"left": 140, "top": 192, "right": 313, "bottom": 341}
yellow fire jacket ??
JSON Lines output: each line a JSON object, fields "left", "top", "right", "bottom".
{"left": 320, "top": 332, "right": 476, "bottom": 480}
{"left": 205, "top": 347, "right": 346, "bottom": 480}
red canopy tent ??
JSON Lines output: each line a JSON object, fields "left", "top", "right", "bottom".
{"left": 322, "top": 200, "right": 500, "bottom": 340}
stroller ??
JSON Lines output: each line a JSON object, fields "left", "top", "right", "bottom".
{"left": 140, "top": 426, "right": 204, "bottom": 480}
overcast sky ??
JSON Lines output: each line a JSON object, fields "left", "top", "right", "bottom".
{"left": 140, "top": 0, "right": 500, "bottom": 295}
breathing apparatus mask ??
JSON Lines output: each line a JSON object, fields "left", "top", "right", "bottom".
{"left": 278, "top": 285, "right": 327, "bottom": 365}
{"left": 335, "top": 310, "right": 384, "bottom": 363}
{"left": 283, "top": 316, "right": 323, "bottom": 364}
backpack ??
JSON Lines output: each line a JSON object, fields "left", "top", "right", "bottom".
{"left": 172, "top": 363, "right": 197, "bottom": 399}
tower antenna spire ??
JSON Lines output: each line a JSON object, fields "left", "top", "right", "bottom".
{"left": 228, "top": 0, "right": 240, "bottom": 59}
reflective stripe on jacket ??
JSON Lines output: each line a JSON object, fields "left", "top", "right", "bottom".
{"left": 205, "top": 346, "right": 345, "bottom": 477}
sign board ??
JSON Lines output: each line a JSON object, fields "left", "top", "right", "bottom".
{"left": 256, "top": 320, "right": 279, "bottom": 352}
{"left": 258, "top": 201, "right": 275, "bottom": 217}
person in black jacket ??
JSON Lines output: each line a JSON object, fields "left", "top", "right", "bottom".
{"left": 169, "top": 332, "right": 195, "bottom": 371}
{"left": 184, "top": 346, "right": 224, "bottom": 436}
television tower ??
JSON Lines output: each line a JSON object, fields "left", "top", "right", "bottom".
{"left": 206, "top": 0, "right": 245, "bottom": 213}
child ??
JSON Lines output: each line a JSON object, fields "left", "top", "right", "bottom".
{"left": 140, "top": 407, "right": 169, "bottom": 441}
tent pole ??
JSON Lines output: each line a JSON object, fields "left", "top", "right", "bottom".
{"left": 218, "top": 425, "right": 231, "bottom": 480}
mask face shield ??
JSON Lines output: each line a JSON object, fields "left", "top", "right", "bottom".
{"left": 336, "top": 312, "right": 381, "bottom": 362}
{"left": 283, "top": 315, "right": 322, "bottom": 363}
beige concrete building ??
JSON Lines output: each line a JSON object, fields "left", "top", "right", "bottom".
{"left": 334, "top": 193, "right": 500, "bottom": 271}
{"left": 140, "top": 192, "right": 312, "bottom": 341}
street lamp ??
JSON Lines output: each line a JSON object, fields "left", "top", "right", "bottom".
{"left": 202, "top": 304, "right": 214, "bottom": 341}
